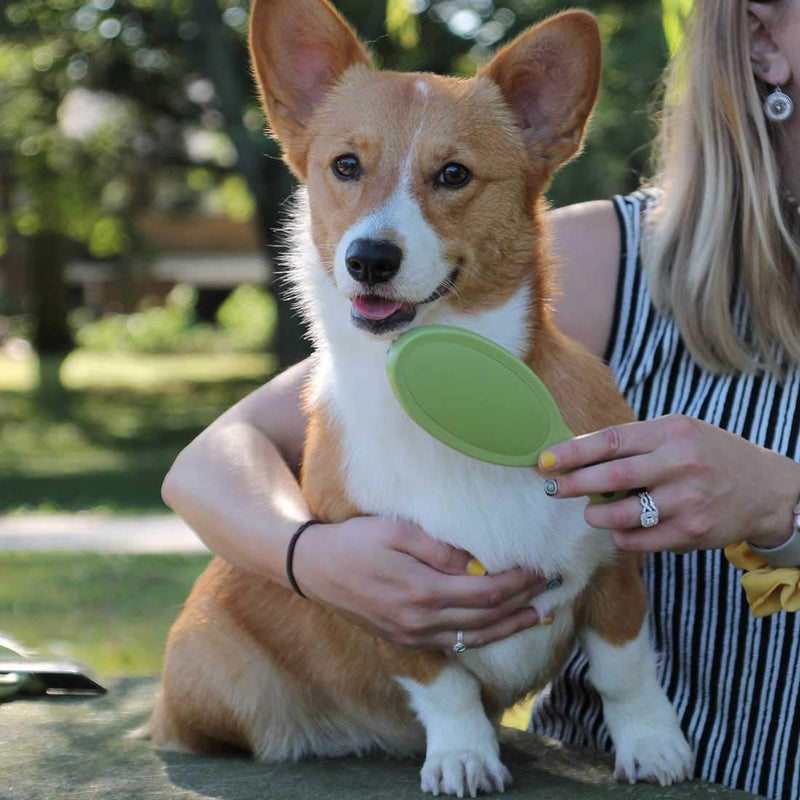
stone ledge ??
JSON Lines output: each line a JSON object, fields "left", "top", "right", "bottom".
{"left": 0, "top": 678, "right": 762, "bottom": 800}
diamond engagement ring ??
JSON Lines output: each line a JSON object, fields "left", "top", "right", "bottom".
{"left": 453, "top": 630, "right": 467, "bottom": 654}
{"left": 639, "top": 491, "right": 660, "bottom": 528}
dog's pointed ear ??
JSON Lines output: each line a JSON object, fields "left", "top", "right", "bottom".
{"left": 249, "top": 0, "right": 370, "bottom": 178}
{"left": 478, "top": 11, "right": 601, "bottom": 170}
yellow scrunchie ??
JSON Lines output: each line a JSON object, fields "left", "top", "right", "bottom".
{"left": 724, "top": 541, "right": 800, "bottom": 617}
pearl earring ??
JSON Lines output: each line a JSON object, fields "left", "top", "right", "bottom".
{"left": 765, "top": 86, "right": 794, "bottom": 123}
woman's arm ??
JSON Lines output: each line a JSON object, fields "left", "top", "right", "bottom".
{"left": 161, "top": 359, "right": 312, "bottom": 581}
{"left": 161, "top": 360, "right": 547, "bottom": 650}
{"left": 543, "top": 203, "right": 800, "bottom": 556}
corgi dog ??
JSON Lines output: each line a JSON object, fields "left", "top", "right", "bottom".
{"left": 147, "top": 0, "right": 694, "bottom": 795}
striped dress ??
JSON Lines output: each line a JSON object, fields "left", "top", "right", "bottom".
{"left": 530, "top": 190, "right": 800, "bottom": 800}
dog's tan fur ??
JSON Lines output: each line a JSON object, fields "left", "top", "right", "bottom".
{"left": 148, "top": 0, "right": 647, "bottom": 767}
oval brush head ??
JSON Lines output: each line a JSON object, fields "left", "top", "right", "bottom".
{"left": 388, "top": 326, "right": 571, "bottom": 467}
{"left": 387, "top": 326, "right": 626, "bottom": 504}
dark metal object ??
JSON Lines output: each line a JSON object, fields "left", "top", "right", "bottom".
{"left": 0, "top": 658, "right": 106, "bottom": 702}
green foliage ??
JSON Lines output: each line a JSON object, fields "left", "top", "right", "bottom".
{"left": 75, "top": 285, "right": 204, "bottom": 353}
{"left": 1, "top": 12, "right": 130, "bottom": 253}
{"left": 662, "top": 0, "right": 693, "bottom": 55}
{"left": 74, "top": 283, "right": 276, "bottom": 354}
{"left": 387, "top": 0, "right": 420, "bottom": 49}
{"left": 0, "top": 0, "right": 260, "bottom": 258}
{"left": 217, "top": 284, "right": 278, "bottom": 352}
{"left": 218, "top": 174, "right": 257, "bottom": 222}
{"left": 550, "top": 1, "right": 669, "bottom": 205}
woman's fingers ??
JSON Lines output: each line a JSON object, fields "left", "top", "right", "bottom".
{"left": 425, "top": 586, "right": 544, "bottom": 632}
{"left": 388, "top": 520, "right": 553, "bottom": 606}
{"left": 388, "top": 571, "right": 554, "bottom": 648}
{"left": 425, "top": 568, "right": 549, "bottom": 610}
{"left": 539, "top": 417, "right": 683, "bottom": 473}
{"left": 580, "top": 486, "right": 699, "bottom": 553}
{"left": 392, "top": 519, "right": 474, "bottom": 575}
{"left": 311, "top": 517, "right": 556, "bottom": 651}
{"left": 427, "top": 606, "right": 544, "bottom": 651}
{"left": 548, "top": 454, "right": 659, "bottom": 499}
{"left": 612, "top": 525, "right": 691, "bottom": 554}
{"left": 539, "top": 422, "right": 651, "bottom": 472}
{"left": 583, "top": 486, "right": 679, "bottom": 531}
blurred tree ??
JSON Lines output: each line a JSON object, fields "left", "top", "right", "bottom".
{"left": 0, "top": 0, "right": 299, "bottom": 364}
{"left": 189, "top": 0, "right": 304, "bottom": 364}
{"left": 0, "top": 2, "right": 182, "bottom": 357}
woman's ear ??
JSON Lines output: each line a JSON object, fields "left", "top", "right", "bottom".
{"left": 748, "top": 4, "right": 792, "bottom": 87}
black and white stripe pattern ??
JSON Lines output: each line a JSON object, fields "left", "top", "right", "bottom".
{"left": 531, "top": 190, "right": 800, "bottom": 800}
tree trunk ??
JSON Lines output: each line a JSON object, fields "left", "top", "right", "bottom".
{"left": 28, "top": 232, "right": 73, "bottom": 355}
{"left": 26, "top": 232, "right": 72, "bottom": 410}
{"left": 191, "top": 0, "right": 311, "bottom": 370}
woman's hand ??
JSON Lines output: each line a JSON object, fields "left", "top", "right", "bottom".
{"left": 539, "top": 414, "right": 800, "bottom": 553}
{"left": 292, "top": 516, "right": 549, "bottom": 650}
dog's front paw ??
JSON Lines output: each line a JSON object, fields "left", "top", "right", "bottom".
{"left": 613, "top": 727, "right": 694, "bottom": 787}
{"left": 420, "top": 750, "right": 512, "bottom": 798}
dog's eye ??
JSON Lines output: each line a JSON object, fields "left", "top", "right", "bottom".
{"left": 436, "top": 163, "right": 471, "bottom": 189}
{"left": 332, "top": 154, "right": 361, "bottom": 180}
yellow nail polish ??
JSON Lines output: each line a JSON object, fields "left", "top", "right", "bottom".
{"left": 466, "top": 558, "right": 488, "bottom": 576}
{"left": 539, "top": 450, "right": 558, "bottom": 470}
{"left": 539, "top": 617, "right": 555, "bottom": 626}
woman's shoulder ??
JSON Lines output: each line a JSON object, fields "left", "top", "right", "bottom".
{"left": 548, "top": 191, "right": 660, "bottom": 360}
{"left": 548, "top": 199, "right": 622, "bottom": 359}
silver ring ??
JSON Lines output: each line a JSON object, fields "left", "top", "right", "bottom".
{"left": 453, "top": 630, "right": 467, "bottom": 654}
{"left": 545, "top": 575, "right": 563, "bottom": 592}
{"left": 639, "top": 491, "right": 660, "bottom": 528}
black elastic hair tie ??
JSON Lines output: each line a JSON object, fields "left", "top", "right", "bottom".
{"left": 286, "top": 520, "right": 323, "bottom": 599}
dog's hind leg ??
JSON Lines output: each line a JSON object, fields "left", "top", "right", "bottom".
{"left": 577, "top": 554, "right": 694, "bottom": 786}
{"left": 152, "top": 559, "right": 427, "bottom": 762}
{"left": 149, "top": 596, "right": 275, "bottom": 758}
{"left": 153, "top": 597, "right": 376, "bottom": 761}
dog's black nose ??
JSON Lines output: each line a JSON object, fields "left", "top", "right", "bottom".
{"left": 345, "top": 239, "right": 402, "bottom": 286}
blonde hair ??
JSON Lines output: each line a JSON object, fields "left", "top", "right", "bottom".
{"left": 645, "top": 0, "right": 800, "bottom": 375}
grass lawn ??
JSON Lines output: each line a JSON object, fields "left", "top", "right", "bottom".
{"left": 0, "top": 551, "right": 212, "bottom": 677}
{"left": 0, "top": 350, "right": 274, "bottom": 513}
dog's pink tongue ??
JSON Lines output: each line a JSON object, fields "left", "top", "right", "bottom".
{"left": 353, "top": 296, "right": 402, "bottom": 321}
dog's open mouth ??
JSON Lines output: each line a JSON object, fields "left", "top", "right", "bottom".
{"left": 351, "top": 269, "right": 460, "bottom": 334}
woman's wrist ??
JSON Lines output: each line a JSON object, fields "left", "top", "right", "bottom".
{"left": 285, "top": 519, "right": 326, "bottom": 598}
{"left": 289, "top": 520, "right": 340, "bottom": 602}
{"left": 746, "top": 454, "right": 800, "bottom": 550}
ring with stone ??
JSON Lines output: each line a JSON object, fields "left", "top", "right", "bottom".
{"left": 453, "top": 630, "right": 467, "bottom": 654}
{"left": 639, "top": 490, "right": 660, "bottom": 528}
